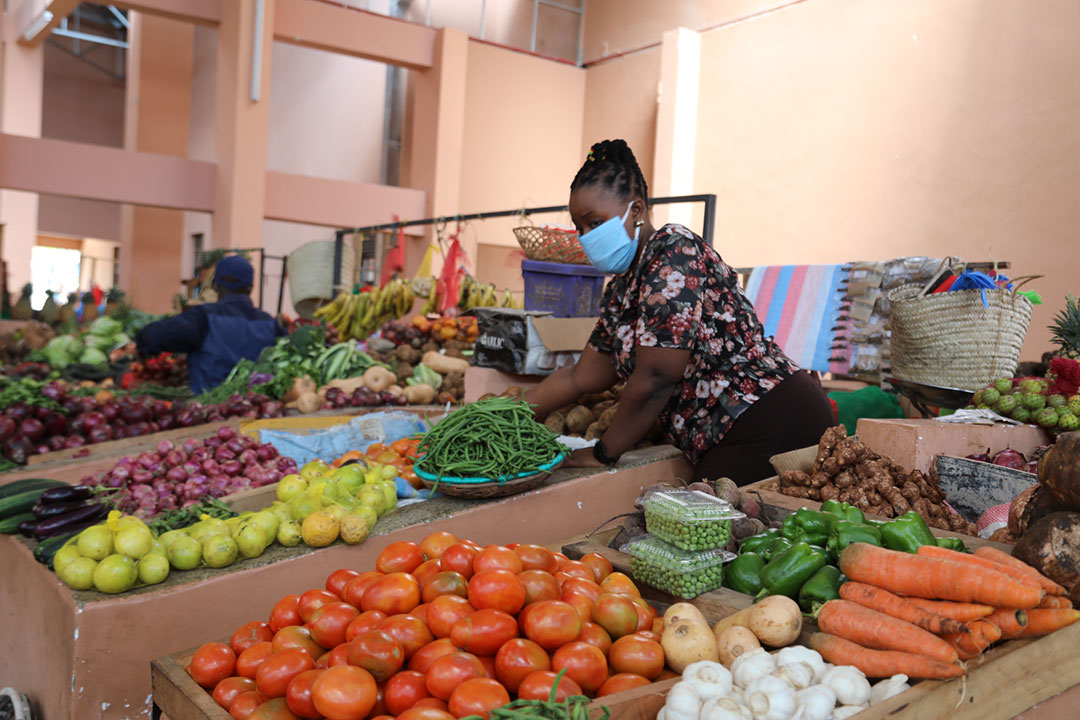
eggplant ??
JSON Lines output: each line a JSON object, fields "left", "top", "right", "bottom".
{"left": 18, "top": 520, "right": 37, "bottom": 537}
{"left": 32, "top": 503, "right": 109, "bottom": 540}
{"left": 33, "top": 499, "right": 91, "bottom": 520}
{"left": 38, "top": 485, "right": 93, "bottom": 505}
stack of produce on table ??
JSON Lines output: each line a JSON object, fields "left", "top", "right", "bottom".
{"left": 0, "top": 320, "right": 54, "bottom": 367}
{"left": 543, "top": 386, "right": 661, "bottom": 447}
{"left": 124, "top": 352, "right": 187, "bottom": 389}
{"left": 377, "top": 316, "right": 476, "bottom": 403}
{"left": 0, "top": 377, "right": 288, "bottom": 466}
{"left": 727, "top": 500, "right": 968, "bottom": 612}
{"left": 1010, "top": 431, "right": 1080, "bottom": 603}
{"left": 807, "top": 542, "right": 1079, "bottom": 681}
{"left": 313, "top": 279, "right": 417, "bottom": 342}
{"left": 966, "top": 357, "right": 1080, "bottom": 433}
{"left": 287, "top": 317, "right": 340, "bottom": 346}
{"left": 627, "top": 490, "right": 743, "bottom": 600}
{"left": 415, "top": 396, "right": 566, "bottom": 485}
{"left": 0, "top": 478, "right": 84, "bottom": 536}
{"left": 779, "top": 426, "right": 978, "bottom": 535}
{"left": 333, "top": 437, "right": 422, "bottom": 498}
{"left": 964, "top": 445, "right": 1044, "bottom": 475}
{"left": 79, "top": 429, "right": 297, "bottom": 517}
{"left": 186, "top": 531, "right": 667, "bottom": 720}
{"left": 39, "top": 316, "right": 132, "bottom": 370}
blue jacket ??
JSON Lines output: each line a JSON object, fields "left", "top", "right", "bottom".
{"left": 135, "top": 295, "right": 285, "bottom": 393}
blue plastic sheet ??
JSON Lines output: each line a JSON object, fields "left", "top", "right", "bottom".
{"left": 258, "top": 411, "right": 426, "bottom": 468}
{"left": 948, "top": 271, "right": 1011, "bottom": 308}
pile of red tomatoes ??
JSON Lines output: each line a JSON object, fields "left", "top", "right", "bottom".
{"left": 188, "top": 531, "right": 670, "bottom": 720}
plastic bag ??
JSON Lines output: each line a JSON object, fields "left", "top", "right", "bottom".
{"left": 258, "top": 411, "right": 428, "bottom": 467}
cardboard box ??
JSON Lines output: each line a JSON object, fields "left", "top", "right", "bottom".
{"left": 472, "top": 307, "right": 596, "bottom": 375}
{"left": 854, "top": 418, "right": 1051, "bottom": 473}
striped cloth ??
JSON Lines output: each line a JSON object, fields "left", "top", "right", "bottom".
{"left": 744, "top": 264, "right": 848, "bottom": 374}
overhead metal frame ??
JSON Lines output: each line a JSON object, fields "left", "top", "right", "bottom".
{"left": 48, "top": 4, "right": 129, "bottom": 80}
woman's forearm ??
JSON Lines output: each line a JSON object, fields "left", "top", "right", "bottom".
{"left": 600, "top": 368, "right": 679, "bottom": 457}
{"left": 523, "top": 366, "right": 577, "bottom": 420}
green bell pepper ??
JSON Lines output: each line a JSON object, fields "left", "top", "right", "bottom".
{"left": 820, "top": 499, "right": 865, "bottom": 525}
{"left": 798, "top": 565, "right": 844, "bottom": 615}
{"left": 936, "top": 537, "right": 968, "bottom": 553}
{"left": 757, "top": 541, "right": 828, "bottom": 599}
{"left": 826, "top": 520, "right": 883, "bottom": 561}
{"left": 738, "top": 529, "right": 780, "bottom": 555}
{"left": 781, "top": 509, "right": 838, "bottom": 547}
{"left": 724, "top": 552, "right": 765, "bottom": 596}
{"left": 761, "top": 536, "right": 794, "bottom": 561}
{"left": 880, "top": 511, "right": 937, "bottom": 553}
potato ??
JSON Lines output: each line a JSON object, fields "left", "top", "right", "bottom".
{"left": 662, "top": 620, "right": 719, "bottom": 673}
{"left": 385, "top": 384, "right": 405, "bottom": 397}
{"left": 566, "top": 405, "right": 595, "bottom": 434}
{"left": 713, "top": 478, "right": 740, "bottom": 506}
{"left": 592, "top": 400, "right": 616, "bottom": 417}
{"left": 423, "top": 351, "right": 470, "bottom": 375}
{"left": 663, "top": 602, "right": 708, "bottom": 627}
{"left": 584, "top": 422, "right": 604, "bottom": 441}
{"left": 296, "top": 392, "right": 321, "bottom": 414}
{"left": 597, "top": 405, "right": 618, "bottom": 432}
{"left": 711, "top": 595, "right": 802, "bottom": 647}
{"left": 545, "top": 413, "right": 567, "bottom": 435}
{"left": 716, "top": 626, "right": 761, "bottom": 668}
{"left": 404, "top": 383, "right": 437, "bottom": 404}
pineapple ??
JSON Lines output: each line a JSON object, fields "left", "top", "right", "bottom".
{"left": 11, "top": 283, "right": 32, "bottom": 321}
{"left": 40, "top": 290, "right": 59, "bottom": 325}
{"left": 81, "top": 291, "right": 99, "bottom": 324}
{"left": 1049, "top": 295, "right": 1080, "bottom": 359}
{"left": 58, "top": 292, "right": 78, "bottom": 325}
{"left": 105, "top": 287, "right": 126, "bottom": 317}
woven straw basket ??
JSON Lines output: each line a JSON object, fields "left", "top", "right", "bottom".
{"left": 513, "top": 225, "right": 589, "bottom": 265}
{"left": 888, "top": 282, "right": 1034, "bottom": 391}
{"left": 286, "top": 240, "right": 356, "bottom": 318}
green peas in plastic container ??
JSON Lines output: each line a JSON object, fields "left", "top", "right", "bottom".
{"left": 643, "top": 489, "right": 744, "bottom": 551}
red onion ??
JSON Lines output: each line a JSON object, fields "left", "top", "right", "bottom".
{"left": 256, "top": 445, "right": 278, "bottom": 462}
{"left": 84, "top": 473, "right": 104, "bottom": 488}
{"left": 214, "top": 448, "right": 236, "bottom": 464}
{"left": 47, "top": 436, "right": 66, "bottom": 452}
{"left": 993, "top": 448, "right": 1027, "bottom": 470}
{"left": 182, "top": 438, "right": 200, "bottom": 455}
{"left": 0, "top": 417, "right": 15, "bottom": 441}
{"left": 80, "top": 397, "right": 96, "bottom": 414}
{"left": 137, "top": 452, "right": 158, "bottom": 470}
{"left": 87, "top": 427, "right": 112, "bottom": 444}
{"left": 221, "top": 460, "right": 243, "bottom": 476}
{"left": 33, "top": 444, "right": 50, "bottom": 456}
{"left": 157, "top": 439, "right": 174, "bottom": 454}
{"left": 156, "top": 414, "right": 175, "bottom": 430}
{"left": 101, "top": 403, "right": 119, "bottom": 422}
{"left": 43, "top": 414, "right": 67, "bottom": 437}
{"left": 182, "top": 461, "right": 200, "bottom": 476}
{"left": 62, "top": 436, "right": 85, "bottom": 449}
{"left": 225, "top": 438, "right": 245, "bottom": 455}
{"left": 82, "top": 412, "right": 106, "bottom": 430}
{"left": 205, "top": 436, "right": 223, "bottom": 449}
{"left": 238, "top": 449, "right": 258, "bottom": 467}
{"left": 131, "top": 469, "right": 154, "bottom": 484}
{"left": 165, "top": 466, "right": 188, "bottom": 483}
{"left": 175, "top": 410, "right": 196, "bottom": 427}
{"left": 165, "top": 450, "right": 185, "bottom": 468}
{"left": 217, "top": 426, "right": 237, "bottom": 441}
{"left": 18, "top": 418, "right": 45, "bottom": 442}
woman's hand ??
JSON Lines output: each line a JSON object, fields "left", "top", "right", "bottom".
{"left": 564, "top": 446, "right": 604, "bottom": 468}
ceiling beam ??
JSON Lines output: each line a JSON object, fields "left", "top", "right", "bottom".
{"left": 264, "top": 171, "right": 427, "bottom": 228}
{"left": 14, "top": 0, "right": 81, "bottom": 46}
{"left": 274, "top": 0, "right": 436, "bottom": 70}
{"left": 108, "top": 0, "right": 221, "bottom": 27}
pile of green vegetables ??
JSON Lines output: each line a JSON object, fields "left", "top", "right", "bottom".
{"left": 417, "top": 396, "right": 566, "bottom": 482}
{"left": 40, "top": 316, "right": 131, "bottom": 369}
{"left": 726, "top": 499, "right": 968, "bottom": 614}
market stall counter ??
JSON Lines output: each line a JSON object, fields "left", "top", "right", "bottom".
{"left": 0, "top": 446, "right": 691, "bottom": 720}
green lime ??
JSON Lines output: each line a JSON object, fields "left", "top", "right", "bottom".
{"left": 114, "top": 526, "right": 154, "bottom": 560}
{"left": 189, "top": 518, "right": 230, "bottom": 545}
{"left": 356, "top": 486, "right": 387, "bottom": 516}
{"left": 277, "top": 474, "right": 308, "bottom": 502}
{"left": 52, "top": 544, "right": 83, "bottom": 575}
{"left": 376, "top": 481, "right": 397, "bottom": 512}
{"left": 59, "top": 556, "right": 98, "bottom": 590}
{"left": 76, "top": 525, "right": 114, "bottom": 561}
{"left": 157, "top": 529, "right": 189, "bottom": 549}
{"left": 353, "top": 505, "right": 378, "bottom": 532}
{"left": 93, "top": 554, "right": 138, "bottom": 594}
{"left": 290, "top": 491, "right": 323, "bottom": 522}
{"left": 300, "top": 459, "right": 331, "bottom": 480}
{"left": 277, "top": 520, "right": 302, "bottom": 547}
{"left": 137, "top": 553, "right": 170, "bottom": 585}
{"left": 248, "top": 511, "right": 279, "bottom": 541}
{"left": 269, "top": 502, "right": 293, "bottom": 523}
{"left": 203, "top": 534, "right": 239, "bottom": 568}
{"left": 167, "top": 535, "right": 203, "bottom": 570}
{"left": 236, "top": 521, "right": 270, "bottom": 559}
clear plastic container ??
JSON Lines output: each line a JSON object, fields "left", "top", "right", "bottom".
{"left": 629, "top": 535, "right": 734, "bottom": 599}
{"left": 643, "top": 489, "right": 744, "bottom": 551}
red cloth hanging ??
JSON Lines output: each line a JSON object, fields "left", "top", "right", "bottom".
{"left": 436, "top": 225, "right": 467, "bottom": 314}
{"left": 380, "top": 216, "right": 406, "bottom": 287}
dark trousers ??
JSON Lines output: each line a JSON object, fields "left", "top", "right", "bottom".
{"left": 693, "top": 371, "right": 834, "bottom": 486}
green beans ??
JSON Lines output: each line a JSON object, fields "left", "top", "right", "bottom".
{"left": 457, "top": 669, "right": 608, "bottom": 720}
{"left": 417, "top": 396, "right": 567, "bottom": 483}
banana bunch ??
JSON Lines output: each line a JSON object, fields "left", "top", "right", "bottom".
{"left": 314, "top": 342, "right": 378, "bottom": 383}
{"left": 314, "top": 280, "right": 415, "bottom": 342}
{"left": 457, "top": 275, "right": 510, "bottom": 311}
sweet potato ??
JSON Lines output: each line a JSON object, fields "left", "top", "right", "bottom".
{"left": 423, "top": 351, "right": 470, "bottom": 375}
{"left": 566, "top": 405, "right": 595, "bottom": 434}
{"left": 597, "top": 405, "right": 618, "bottom": 432}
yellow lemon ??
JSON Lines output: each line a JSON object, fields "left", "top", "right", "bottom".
{"left": 301, "top": 511, "right": 340, "bottom": 548}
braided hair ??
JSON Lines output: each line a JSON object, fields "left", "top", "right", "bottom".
{"left": 571, "top": 139, "right": 649, "bottom": 206}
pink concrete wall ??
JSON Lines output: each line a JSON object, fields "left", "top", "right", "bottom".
{"left": 689, "top": 0, "right": 1080, "bottom": 356}
{"left": 456, "top": 39, "right": 585, "bottom": 291}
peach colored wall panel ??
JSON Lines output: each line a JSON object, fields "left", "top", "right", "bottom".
{"left": 582, "top": 46, "right": 659, "bottom": 185}
{"left": 691, "top": 0, "right": 1080, "bottom": 354}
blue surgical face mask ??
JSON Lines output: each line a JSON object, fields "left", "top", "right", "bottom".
{"left": 579, "top": 202, "right": 640, "bottom": 274}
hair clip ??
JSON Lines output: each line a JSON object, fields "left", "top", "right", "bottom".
{"left": 587, "top": 149, "right": 595, "bottom": 162}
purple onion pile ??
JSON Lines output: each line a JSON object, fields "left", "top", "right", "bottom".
{"left": 81, "top": 427, "right": 297, "bottom": 518}
{"left": 0, "top": 381, "right": 289, "bottom": 465}
{"left": 965, "top": 447, "right": 1039, "bottom": 474}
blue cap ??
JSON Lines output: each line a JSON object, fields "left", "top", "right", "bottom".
{"left": 214, "top": 255, "right": 254, "bottom": 291}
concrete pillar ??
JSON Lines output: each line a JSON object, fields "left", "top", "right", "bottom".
{"left": 211, "top": 0, "right": 274, "bottom": 251}
{"left": 119, "top": 12, "right": 194, "bottom": 313}
{"left": 0, "top": 21, "right": 45, "bottom": 293}
{"left": 401, "top": 27, "right": 468, "bottom": 277}
{"left": 652, "top": 27, "right": 701, "bottom": 231}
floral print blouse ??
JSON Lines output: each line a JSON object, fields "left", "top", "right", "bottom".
{"left": 589, "top": 224, "right": 800, "bottom": 463}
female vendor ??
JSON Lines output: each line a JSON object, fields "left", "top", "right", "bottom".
{"left": 524, "top": 139, "right": 834, "bottom": 485}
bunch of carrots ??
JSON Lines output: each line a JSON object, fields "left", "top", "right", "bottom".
{"left": 808, "top": 542, "right": 1080, "bottom": 679}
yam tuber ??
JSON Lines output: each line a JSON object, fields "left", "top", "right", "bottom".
{"left": 565, "top": 406, "right": 595, "bottom": 434}
{"left": 1013, "top": 511, "right": 1080, "bottom": 604}
{"left": 422, "top": 350, "right": 470, "bottom": 375}
{"left": 597, "top": 405, "right": 619, "bottom": 432}
{"left": 1038, "top": 432, "right": 1080, "bottom": 509}
{"left": 584, "top": 421, "right": 604, "bottom": 441}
